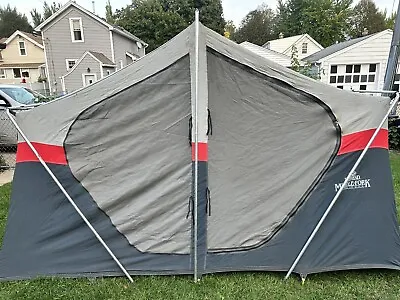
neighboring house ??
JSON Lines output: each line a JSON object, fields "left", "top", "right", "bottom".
{"left": 240, "top": 41, "right": 292, "bottom": 67}
{"left": 0, "top": 30, "right": 46, "bottom": 86}
{"left": 303, "top": 29, "right": 398, "bottom": 92}
{"left": 263, "top": 34, "right": 324, "bottom": 61}
{"left": 35, "top": 0, "right": 147, "bottom": 95}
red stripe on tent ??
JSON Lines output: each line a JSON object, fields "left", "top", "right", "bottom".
{"left": 192, "top": 143, "right": 208, "bottom": 161}
{"left": 16, "top": 142, "right": 67, "bottom": 165}
{"left": 338, "top": 128, "right": 388, "bottom": 156}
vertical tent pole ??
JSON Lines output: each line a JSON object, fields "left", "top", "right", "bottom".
{"left": 193, "top": 8, "right": 200, "bottom": 282}
{"left": 6, "top": 109, "right": 134, "bottom": 283}
{"left": 284, "top": 93, "right": 400, "bottom": 280}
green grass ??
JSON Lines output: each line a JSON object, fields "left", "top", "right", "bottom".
{"left": 2, "top": 154, "right": 400, "bottom": 299}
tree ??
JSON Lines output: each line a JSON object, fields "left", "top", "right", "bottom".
{"left": 43, "top": 1, "right": 62, "bottom": 19}
{"left": 385, "top": 11, "right": 396, "bottom": 30}
{"left": 114, "top": 0, "right": 225, "bottom": 52}
{"left": 275, "top": 0, "right": 353, "bottom": 47}
{"left": 0, "top": 5, "right": 32, "bottom": 37}
{"left": 115, "top": 0, "right": 187, "bottom": 52}
{"left": 350, "top": 0, "right": 386, "bottom": 38}
{"left": 105, "top": 0, "right": 115, "bottom": 24}
{"left": 234, "top": 4, "right": 276, "bottom": 45}
{"left": 31, "top": 9, "right": 43, "bottom": 28}
{"left": 30, "top": 1, "right": 62, "bottom": 28}
{"left": 224, "top": 20, "right": 235, "bottom": 39}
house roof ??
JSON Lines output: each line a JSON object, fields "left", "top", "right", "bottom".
{"left": 63, "top": 51, "right": 115, "bottom": 79}
{"left": 263, "top": 34, "right": 324, "bottom": 55}
{"left": 35, "top": 0, "right": 147, "bottom": 47}
{"left": 240, "top": 41, "right": 292, "bottom": 67}
{"left": 88, "top": 51, "right": 114, "bottom": 65}
{"left": 4, "top": 30, "right": 44, "bottom": 49}
{"left": 303, "top": 35, "right": 373, "bottom": 63}
{"left": 0, "top": 63, "right": 44, "bottom": 68}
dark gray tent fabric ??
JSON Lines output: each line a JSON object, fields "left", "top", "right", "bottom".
{"left": 205, "top": 150, "right": 400, "bottom": 274}
{"left": 65, "top": 56, "right": 192, "bottom": 254}
{"left": 207, "top": 51, "right": 338, "bottom": 251}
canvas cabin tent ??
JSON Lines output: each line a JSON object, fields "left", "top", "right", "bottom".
{"left": 1, "top": 19, "right": 400, "bottom": 281}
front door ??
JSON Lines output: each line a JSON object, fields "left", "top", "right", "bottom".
{"left": 83, "top": 74, "right": 97, "bottom": 86}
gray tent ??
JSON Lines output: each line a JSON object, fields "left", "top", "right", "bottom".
{"left": 0, "top": 19, "right": 400, "bottom": 281}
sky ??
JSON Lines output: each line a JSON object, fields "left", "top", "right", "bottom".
{"left": 0, "top": 0, "right": 399, "bottom": 27}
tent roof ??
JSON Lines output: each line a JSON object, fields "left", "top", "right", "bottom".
{"left": 17, "top": 22, "right": 389, "bottom": 146}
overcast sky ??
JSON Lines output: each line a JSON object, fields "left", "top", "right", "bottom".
{"left": 0, "top": 0, "right": 399, "bottom": 27}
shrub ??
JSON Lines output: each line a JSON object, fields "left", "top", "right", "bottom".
{"left": 389, "top": 118, "right": 400, "bottom": 151}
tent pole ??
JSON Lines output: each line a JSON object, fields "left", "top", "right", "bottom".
{"left": 5, "top": 109, "right": 134, "bottom": 284}
{"left": 193, "top": 8, "right": 200, "bottom": 283}
{"left": 284, "top": 93, "right": 400, "bottom": 280}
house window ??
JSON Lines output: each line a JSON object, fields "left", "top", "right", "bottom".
{"left": 301, "top": 42, "right": 308, "bottom": 54}
{"left": 21, "top": 69, "right": 30, "bottom": 78}
{"left": 13, "top": 68, "right": 21, "bottom": 78}
{"left": 66, "top": 59, "right": 77, "bottom": 70}
{"left": 70, "top": 18, "right": 84, "bottom": 42}
{"left": 329, "top": 64, "right": 378, "bottom": 90}
{"left": 0, "top": 69, "right": 5, "bottom": 79}
{"left": 19, "top": 41, "right": 26, "bottom": 56}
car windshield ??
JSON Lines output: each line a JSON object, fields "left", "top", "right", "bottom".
{"left": 0, "top": 87, "right": 36, "bottom": 105}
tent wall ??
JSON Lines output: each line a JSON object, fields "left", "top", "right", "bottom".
{"left": 0, "top": 22, "right": 399, "bottom": 280}
{"left": 206, "top": 49, "right": 339, "bottom": 252}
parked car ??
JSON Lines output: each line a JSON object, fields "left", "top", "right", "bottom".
{"left": 0, "top": 85, "right": 43, "bottom": 147}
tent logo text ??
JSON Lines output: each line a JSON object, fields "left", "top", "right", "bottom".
{"left": 334, "top": 172, "right": 371, "bottom": 192}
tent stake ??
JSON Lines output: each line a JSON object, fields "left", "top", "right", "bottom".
{"left": 193, "top": 8, "right": 200, "bottom": 283}
{"left": 284, "top": 93, "right": 400, "bottom": 280}
{"left": 6, "top": 109, "right": 134, "bottom": 283}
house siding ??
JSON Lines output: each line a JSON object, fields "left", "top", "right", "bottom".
{"left": 283, "top": 36, "right": 323, "bottom": 60}
{"left": 0, "top": 68, "right": 42, "bottom": 85}
{"left": 63, "top": 54, "right": 101, "bottom": 93}
{"left": 42, "top": 6, "right": 112, "bottom": 94}
{"left": 1, "top": 37, "right": 44, "bottom": 64}
{"left": 102, "top": 66, "right": 116, "bottom": 77}
{"left": 319, "top": 31, "right": 395, "bottom": 91}
{"left": 112, "top": 33, "right": 144, "bottom": 70}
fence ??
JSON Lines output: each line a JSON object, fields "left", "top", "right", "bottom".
{"left": 0, "top": 111, "right": 17, "bottom": 170}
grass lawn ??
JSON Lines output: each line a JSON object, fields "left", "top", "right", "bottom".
{"left": 1, "top": 154, "right": 400, "bottom": 299}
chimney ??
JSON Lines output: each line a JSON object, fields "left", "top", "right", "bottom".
{"left": 279, "top": 32, "right": 284, "bottom": 39}
{"left": 92, "top": 1, "right": 95, "bottom": 14}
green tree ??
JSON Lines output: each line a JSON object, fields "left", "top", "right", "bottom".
{"left": 30, "top": 1, "right": 62, "bottom": 27}
{"left": 385, "top": 11, "right": 396, "bottom": 30}
{"left": 115, "top": 0, "right": 187, "bottom": 52}
{"left": 43, "top": 1, "right": 62, "bottom": 19}
{"left": 234, "top": 4, "right": 276, "bottom": 45}
{"left": 224, "top": 20, "right": 236, "bottom": 39}
{"left": 105, "top": 0, "right": 115, "bottom": 24}
{"left": 114, "top": 0, "right": 225, "bottom": 52}
{"left": 351, "top": 0, "right": 386, "bottom": 38}
{"left": 0, "top": 5, "right": 32, "bottom": 37}
{"left": 275, "top": 0, "right": 353, "bottom": 47}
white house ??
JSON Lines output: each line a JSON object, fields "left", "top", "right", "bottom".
{"left": 263, "top": 34, "right": 324, "bottom": 60}
{"left": 240, "top": 41, "right": 292, "bottom": 67}
{"left": 303, "top": 29, "right": 399, "bottom": 92}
